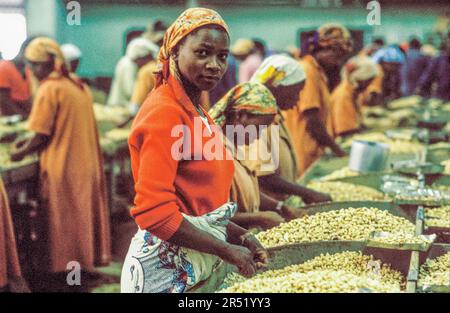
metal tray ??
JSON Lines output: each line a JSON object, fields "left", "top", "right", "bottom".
{"left": 393, "top": 162, "right": 444, "bottom": 176}
{"left": 301, "top": 200, "right": 413, "bottom": 222}
{"left": 299, "top": 153, "right": 420, "bottom": 186}
{"left": 193, "top": 241, "right": 416, "bottom": 293}
{"left": 330, "top": 174, "right": 450, "bottom": 207}
{"left": 427, "top": 146, "right": 450, "bottom": 164}
{"left": 330, "top": 173, "right": 450, "bottom": 193}
{"left": 417, "top": 244, "right": 450, "bottom": 293}
{"left": 192, "top": 201, "right": 418, "bottom": 293}
{"left": 423, "top": 226, "right": 450, "bottom": 244}
{"left": 417, "top": 119, "right": 447, "bottom": 131}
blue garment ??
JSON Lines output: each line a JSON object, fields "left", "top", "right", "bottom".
{"left": 209, "top": 55, "right": 237, "bottom": 105}
{"left": 400, "top": 49, "right": 430, "bottom": 96}
{"left": 372, "top": 46, "right": 405, "bottom": 64}
{"left": 417, "top": 52, "right": 450, "bottom": 101}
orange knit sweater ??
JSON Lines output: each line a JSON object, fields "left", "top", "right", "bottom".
{"left": 128, "top": 75, "right": 234, "bottom": 240}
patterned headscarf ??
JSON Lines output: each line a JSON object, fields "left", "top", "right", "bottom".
{"left": 209, "top": 82, "right": 278, "bottom": 126}
{"left": 250, "top": 54, "right": 307, "bottom": 87}
{"left": 342, "top": 55, "right": 379, "bottom": 86}
{"left": 25, "top": 37, "right": 84, "bottom": 89}
{"left": 308, "top": 23, "right": 353, "bottom": 53}
{"left": 155, "top": 8, "right": 229, "bottom": 88}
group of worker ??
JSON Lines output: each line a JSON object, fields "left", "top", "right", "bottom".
{"left": 0, "top": 7, "right": 449, "bottom": 293}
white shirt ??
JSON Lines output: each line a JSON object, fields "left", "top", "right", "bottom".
{"left": 107, "top": 57, "right": 137, "bottom": 106}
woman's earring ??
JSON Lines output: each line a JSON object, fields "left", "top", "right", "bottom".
{"left": 171, "top": 48, "right": 179, "bottom": 61}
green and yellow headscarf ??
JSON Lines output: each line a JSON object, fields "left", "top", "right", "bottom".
{"left": 209, "top": 82, "right": 278, "bottom": 126}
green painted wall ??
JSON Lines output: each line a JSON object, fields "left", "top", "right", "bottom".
{"left": 25, "top": 1, "right": 446, "bottom": 78}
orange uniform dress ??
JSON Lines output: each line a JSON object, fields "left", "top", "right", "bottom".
{"left": 0, "top": 179, "right": 22, "bottom": 288}
{"left": 230, "top": 159, "right": 260, "bottom": 214}
{"left": 130, "top": 61, "right": 158, "bottom": 106}
{"left": 128, "top": 75, "right": 235, "bottom": 241}
{"left": 27, "top": 76, "right": 111, "bottom": 273}
{"left": 282, "top": 55, "right": 333, "bottom": 176}
{"left": 330, "top": 81, "right": 361, "bottom": 137}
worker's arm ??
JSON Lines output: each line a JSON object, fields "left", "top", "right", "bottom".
{"left": 168, "top": 218, "right": 258, "bottom": 277}
{"left": 10, "top": 133, "right": 50, "bottom": 161}
{"left": 0, "top": 88, "right": 30, "bottom": 117}
{"left": 227, "top": 221, "right": 268, "bottom": 268}
{"left": 231, "top": 211, "right": 284, "bottom": 230}
{"left": 258, "top": 173, "right": 331, "bottom": 204}
{"left": 364, "top": 91, "right": 384, "bottom": 107}
{"left": 260, "top": 192, "right": 308, "bottom": 222}
{"left": 304, "top": 108, "right": 347, "bottom": 157}
{"left": 336, "top": 128, "right": 363, "bottom": 138}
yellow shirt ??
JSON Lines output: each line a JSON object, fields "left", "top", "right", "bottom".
{"left": 275, "top": 119, "right": 298, "bottom": 182}
{"left": 230, "top": 159, "right": 261, "bottom": 214}
{"left": 257, "top": 115, "right": 299, "bottom": 201}
{"left": 130, "top": 60, "right": 157, "bottom": 106}
{"left": 282, "top": 55, "right": 333, "bottom": 176}
{"left": 330, "top": 81, "right": 360, "bottom": 137}
{"left": 359, "top": 64, "right": 384, "bottom": 106}
{"left": 254, "top": 114, "right": 298, "bottom": 181}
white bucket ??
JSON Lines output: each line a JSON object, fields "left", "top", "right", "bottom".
{"left": 349, "top": 140, "right": 390, "bottom": 173}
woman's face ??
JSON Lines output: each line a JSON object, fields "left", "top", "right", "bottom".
{"left": 315, "top": 46, "right": 348, "bottom": 70}
{"left": 355, "top": 77, "right": 375, "bottom": 93}
{"left": 175, "top": 26, "right": 230, "bottom": 92}
{"left": 27, "top": 58, "right": 54, "bottom": 81}
{"left": 268, "top": 81, "right": 305, "bottom": 110}
{"left": 229, "top": 111, "right": 276, "bottom": 145}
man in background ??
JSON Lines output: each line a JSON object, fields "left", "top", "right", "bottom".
{"left": 400, "top": 38, "right": 429, "bottom": 96}
{"left": 107, "top": 38, "right": 158, "bottom": 107}
{"left": 61, "top": 43, "right": 82, "bottom": 73}
{"left": 232, "top": 38, "right": 264, "bottom": 83}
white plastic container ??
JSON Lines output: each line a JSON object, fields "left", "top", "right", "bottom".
{"left": 349, "top": 140, "right": 390, "bottom": 173}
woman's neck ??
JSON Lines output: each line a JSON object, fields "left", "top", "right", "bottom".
{"left": 180, "top": 75, "right": 201, "bottom": 106}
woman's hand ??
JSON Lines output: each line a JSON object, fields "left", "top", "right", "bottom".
{"left": 302, "top": 190, "right": 332, "bottom": 204}
{"left": 257, "top": 211, "right": 285, "bottom": 229}
{"left": 240, "top": 233, "right": 269, "bottom": 269}
{"left": 281, "top": 205, "right": 308, "bottom": 221}
{"left": 10, "top": 139, "right": 28, "bottom": 162}
{"left": 219, "top": 244, "right": 257, "bottom": 278}
{"left": 333, "top": 146, "right": 348, "bottom": 158}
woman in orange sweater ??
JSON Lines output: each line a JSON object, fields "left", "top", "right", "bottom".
{"left": 122, "top": 8, "right": 268, "bottom": 293}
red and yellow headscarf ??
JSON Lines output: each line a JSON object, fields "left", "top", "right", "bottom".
{"left": 317, "top": 23, "right": 352, "bottom": 52}
{"left": 307, "top": 23, "right": 353, "bottom": 54}
{"left": 24, "top": 37, "right": 84, "bottom": 89}
{"left": 25, "top": 37, "right": 66, "bottom": 74}
{"left": 155, "top": 8, "right": 229, "bottom": 88}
